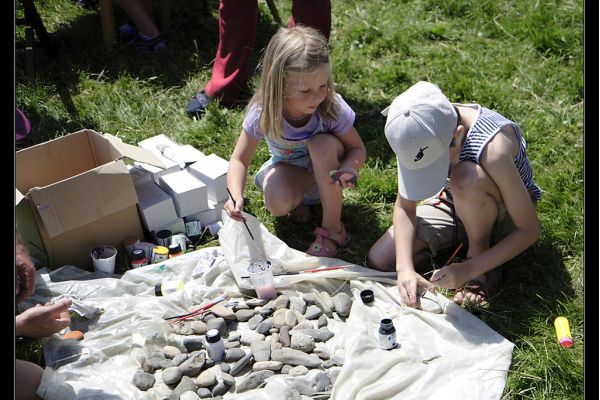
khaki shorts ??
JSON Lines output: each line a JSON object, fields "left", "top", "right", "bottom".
{"left": 415, "top": 190, "right": 516, "bottom": 257}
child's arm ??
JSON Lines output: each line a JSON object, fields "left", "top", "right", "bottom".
{"left": 432, "top": 127, "right": 540, "bottom": 288}
{"left": 393, "top": 194, "right": 433, "bottom": 308}
{"left": 334, "top": 127, "right": 366, "bottom": 188}
{"left": 225, "top": 131, "right": 260, "bottom": 222}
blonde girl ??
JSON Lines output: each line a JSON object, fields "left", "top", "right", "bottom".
{"left": 224, "top": 25, "right": 366, "bottom": 257}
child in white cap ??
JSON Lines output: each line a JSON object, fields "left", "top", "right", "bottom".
{"left": 368, "top": 81, "right": 541, "bottom": 308}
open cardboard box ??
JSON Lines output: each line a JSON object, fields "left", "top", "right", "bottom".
{"left": 16, "top": 129, "right": 167, "bottom": 270}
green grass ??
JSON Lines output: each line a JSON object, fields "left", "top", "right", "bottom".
{"left": 16, "top": 0, "right": 583, "bottom": 398}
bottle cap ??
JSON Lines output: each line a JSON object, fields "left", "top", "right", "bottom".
{"left": 206, "top": 329, "right": 221, "bottom": 343}
{"left": 154, "top": 283, "right": 163, "bottom": 296}
{"left": 360, "top": 289, "right": 374, "bottom": 304}
{"left": 559, "top": 337, "right": 573, "bottom": 348}
{"left": 131, "top": 249, "right": 146, "bottom": 261}
{"left": 168, "top": 243, "right": 182, "bottom": 254}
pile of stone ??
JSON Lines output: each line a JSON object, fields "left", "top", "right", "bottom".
{"left": 131, "top": 290, "right": 354, "bottom": 399}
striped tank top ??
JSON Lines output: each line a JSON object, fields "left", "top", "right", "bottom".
{"left": 451, "top": 105, "right": 542, "bottom": 200}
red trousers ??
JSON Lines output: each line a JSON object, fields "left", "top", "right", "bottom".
{"left": 204, "top": 0, "right": 331, "bottom": 104}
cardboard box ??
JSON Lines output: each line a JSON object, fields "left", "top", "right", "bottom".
{"left": 134, "top": 181, "right": 179, "bottom": 232}
{"left": 158, "top": 170, "right": 209, "bottom": 217}
{"left": 16, "top": 129, "right": 167, "bottom": 270}
{"left": 188, "top": 154, "right": 229, "bottom": 202}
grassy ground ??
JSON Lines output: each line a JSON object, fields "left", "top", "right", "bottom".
{"left": 16, "top": 0, "right": 583, "bottom": 398}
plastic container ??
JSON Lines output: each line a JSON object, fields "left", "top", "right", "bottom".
{"left": 554, "top": 317, "right": 573, "bottom": 348}
{"left": 155, "top": 279, "right": 185, "bottom": 296}
{"left": 247, "top": 260, "right": 276, "bottom": 300}
{"left": 155, "top": 229, "right": 172, "bottom": 247}
{"left": 360, "top": 289, "right": 374, "bottom": 304}
{"left": 378, "top": 318, "right": 397, "bottom": 350}
{"left": 130, "top": 249, "right": 149, "bottom": 268}
{"left": 205, "top": 329, "right": 225, "bottom": 361}
{"left": 168, "top": 243, "right": 184, "bottom": 258}
{"left": 152, "top": 246, "right": 169, "bottom": 263}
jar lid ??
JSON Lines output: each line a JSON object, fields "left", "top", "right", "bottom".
{"left": 131, "top": 249, "right": 146, "bottom": 260}
{"left": 154, "top": 283, "right": 163, "bottom": 296}
{"left": 360, "top": 289, "right": 374, "bottom": 304}
{"left": 153, "top": 246, "right": 169, "bottom": 255}
{"left": 156, "top": 229, "right": 172, "bottom": 239}
{"left": 168, "top": 243, "right": 182, "bottom": 254}
{"left": 206, "top": 328, "right": 221, "bottom": 343}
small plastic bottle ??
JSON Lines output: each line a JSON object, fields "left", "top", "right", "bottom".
{"left": 130, "top": 249, "right": 149, "bottom": 268}
{"left": 205, "top": 329, "right": 225, "bottom": 361}
{"left": 554, "top": 317, "right": 573, "bottom": 348}
{"left": 152, "top": 246, "right": 169, "bottom": 263}
{"left": 155, "top": 279, "right": 185, "bottom": 296}
{"left": 168, "top": 243, "right": 184, "bottom": 258}
{"left": 378, "top": 318, "right": 397, "bottom": 350}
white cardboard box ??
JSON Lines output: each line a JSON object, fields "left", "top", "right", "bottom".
{"left": 188, "top": 154, "right": 229, "bottom": 202}
{"left": 134, "top": 180, "right": 179, "bottom": 232}
{"left": 127, "top": 164, "right": 152, "bottom": 185}
{"left": 185, "top": 199, "right": 226, "bottom": 227}
{"left": 158, "top": 170, "right": 209, "bottom": 217}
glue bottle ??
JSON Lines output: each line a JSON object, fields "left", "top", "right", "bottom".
{"left": 554, "top": 317, "right": 573, "bottom": 348}
{"left": 155, "top": 279, "right": 185, "bottom": 296}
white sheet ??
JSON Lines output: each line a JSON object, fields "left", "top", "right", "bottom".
{"left": 26, "top": 214, "right": 513, "bottom": 400}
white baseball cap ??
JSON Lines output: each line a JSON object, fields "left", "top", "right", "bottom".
{"left": 382, "top": 81, "right": 457, "bottom": 201}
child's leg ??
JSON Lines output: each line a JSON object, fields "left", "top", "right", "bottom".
{"left": 307, "top": 134, "right": 344, "bottom": 233}
{"left": 367, "top": 227, "right": 429, "bottom": 271}
{"left": 262, "top": 163, "right": 314, "bottom": 216}
{"left": 450, "top": 161, "right": 503, "bottom": 304}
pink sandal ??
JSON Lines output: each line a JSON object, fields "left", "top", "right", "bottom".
{"left": 306, "top": 224, "right": 352, "bottom": 257}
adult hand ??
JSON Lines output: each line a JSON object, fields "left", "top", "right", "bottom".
{"left": 224, "top": 197, "right": 246, "bottom": 222}
{"left": 16, "top": 298, "right": 72, "bottom": 338}
{"left": 16, "top": 241, "right": 36, "bottom": 304}
{"left": 396, "top": 269, "right": 433, "bottom": 309}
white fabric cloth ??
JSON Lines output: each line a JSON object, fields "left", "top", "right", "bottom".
{"left": 29, "top": 214, "right": 513, "bottom": 400}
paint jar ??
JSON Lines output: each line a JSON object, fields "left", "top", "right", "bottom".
{"left": 152, "top": 246, "right": 169, "bottom": 263}
{"left": 360, "top": 289, "right": 375, "bottom": 305}
{"left": 247, "top": 260, "right": 277, "bottom": 300}
{"left": 90, "top": 245, "right": 117, "bottom": 274}
{"left": 185, "top": 219, "right": 202, "bottom": 238}
{"left": 378, "top": 318, "right": 397, "bottom": 350}
{"left": 130, "top": 249, "right": 149, "bottom": 268}
{"left": 155, "top": 279, "right": 185, "bottom": 296}
{"left": 171, "top": 233, "right": 189, "bottom": 252}
{"left": 205, "top": 329, "right": 225, "bottom": 361}
{"left": 155, "top": 229, "right": 172, "bottom": 247}
{"left": 168, "top": 243, "right": 184, "bottom": 258}
{"left": 135, "top": 242, "right": 157, "bottom": 260}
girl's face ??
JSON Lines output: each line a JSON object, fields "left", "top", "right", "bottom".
{"left": 283, "top": 64, "right": 330, "bottom": 117}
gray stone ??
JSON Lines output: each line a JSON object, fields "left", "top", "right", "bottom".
{"left": 148, "top": 356, "right": 165, "bottom": 370}
{"left": 252, "top": 361, "right": 283, "bottom": 372}
{"left": 209, "top": 304, "right": 236, "bottom": 320}
{"left": 224, "top": 340, "right": 240, "bottom": 349}
{"left": 273, "top": 295, "right": 290, "bottom": 310}
{"left": 190, "top": 321, "right": 208, "bottom": 335}
{"left": 169, "top": 376, "right": 197, "bottom": 400}
{"left": 328, "top": 367, "right": 341, "bottom": 384}
{"left": 240, "top": 330, "right": 265, "bottom": 345}
{"left": 227, "top": 331, "right": 241, "bottom": 342}
{"left": 224, "top": 347, "right": 246, "bottom": 363}
{"left": 220, "top": 372, "right": 236, "bottom": 386}
{"left": 270, "top": 348, "right": 322, "bottom": 368}
{"left": 290, "top": 333, "right": 315, "bottom": 353}
{"left": 304, "top": 305, "right": 322, "bottom": 320}
{"left": 230, "top": 352, "right": 254, "bottom": 376}
{"left": 132, "top": 370, "right": 155, "bottom": 391}
{"left": 281, "top": 364, "right": 293, "bottom": 374}
{"left": 196, "top": 388, "right": 212, "bottom": 398}
{"left": 195, "top": 369, "right": 217, "bottom": 388}
{"left": 256, "top": 319, "right": 273, "bottom": 335}
{"left": 235, "top": 309, "right": 255, "bottom": 322}
{"left": 142, "top": 359, "right": 155, "bottom": 373}
{"left": 207, "top": 317, "right": 228, "bottom": 338}
{"left": 172, "top": 354, "right": 189, "bottom": 366}
{"left": 179, "top": 351, "right": 206, "bottom": 377}
{"left": 285, "top": 309, "right": 298, "bottom": 327}
{"left": 289, "top": 297, "right": 307, "bottom": 314}
{"left": 162, "top": 366, "right": 183, "bottom": 385}
{"left": 314, "top": 372, "right": 332, "bottom": 392}
{"left": 251, "top": 340, "right": 271, "bottom": 362}
{"left": 183, "top": 336, "right": 204, "bottom": 352}
{"left": 246, "top": 298, "right": 268, "bottom": 307}
{"left": 236, "top": 370, "right": 275, "bottom": 393}
{"left": 160, "top": 358, "right": 175, "bottom": 369}
{"left": 220, "top": 363, "right": 231, "bottom": 373}
{"left": 322, "top": 359, "right": 335, "bottom": 368}
{"left": 170, "top": 321, "right": 193, "bottom": 335}
{"left": 247, "top": 314, "right": 264, "bottom": 330}
{"left": 211, "top": 381, "right": 228, "bottom": 396}
{"left": 279, "top": 325, "right": 291, "bottom": 347}
{"left": 317, "top": 314, "right": 328, "bottom": 328}
{"left": 180, "top": 391, "right": 200, "bottom": 400}
{"left": 288, "top": 365, "right": 309, "bottom": 376}
{"left": 332, "top": 292, "right": 353, "bottom": 317}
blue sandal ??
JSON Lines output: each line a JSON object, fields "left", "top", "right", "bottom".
{"left": 186, "top": 90, "right": 212, "bottom": 118}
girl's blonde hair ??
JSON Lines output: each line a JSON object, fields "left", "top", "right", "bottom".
{"left": 249, "top": 25, "right": 340, "bottom": 139}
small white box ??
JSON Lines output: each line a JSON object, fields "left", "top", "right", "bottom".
{"left": 158, "top": 170, "right": 209, "bottom": 217}
{"left": 135, "top": 181, "right": 179, "bottom": 232}
{"left": 188, "top": 154, "right": 229, "bottom": 202}
{"left": 152, "top": 217, "right": 186, "bottom": 238}
{"left": 162, "top": 144, "right": 207, "bottom": 165}
{"left": 185, "top": 199, "right": 226, "bottom": 227}
{"left": 134, "top": 161, "right": 181, "bottom": 185}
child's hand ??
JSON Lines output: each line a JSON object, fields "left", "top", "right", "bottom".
{"left": 224, "top": 198, "right": 246, "bottom": 222}
{"left": 329, "top": 167, "right": 358, "bottom": 189}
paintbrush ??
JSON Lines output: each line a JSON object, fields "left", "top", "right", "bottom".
{"left": 226, "top": 188, "right": 255, "bottom": 241}
{"left": 430, "top": 242, "right": 464, "bottom": 283}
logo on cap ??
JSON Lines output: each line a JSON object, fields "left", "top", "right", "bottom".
{"left": 414, "top": 147, "right": 429, "bottom": 162}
